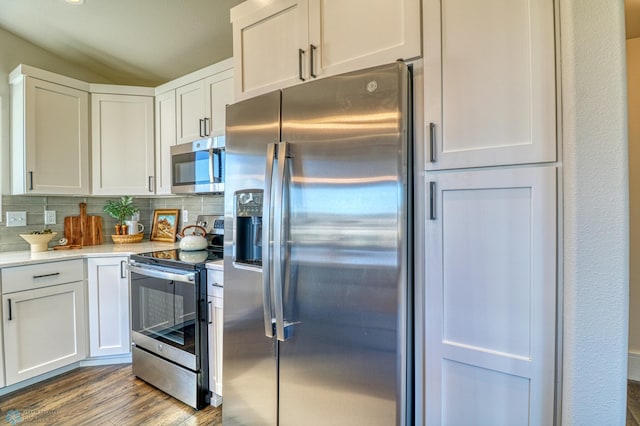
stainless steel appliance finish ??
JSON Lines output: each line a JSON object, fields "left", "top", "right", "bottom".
{"left": 223, "top": 62, "right": 412, "bottom": 425}
{"left": 129, "top": 250, "right": 213, "bottom": 409}
{"left": 170, "top": 136, "right": 225, "bottom": 194}
{"left": 132, "top": 345, "right": 201, "bottom": 409}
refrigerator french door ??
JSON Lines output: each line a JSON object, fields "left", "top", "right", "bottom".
{"left": 224, "top": 62, "right": 412, "bottom": 426}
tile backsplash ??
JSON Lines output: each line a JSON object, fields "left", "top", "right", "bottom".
{"left": 0, "top": 194, "right": 224, "bottom": 252}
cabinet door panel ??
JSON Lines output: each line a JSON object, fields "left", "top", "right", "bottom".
{"left": 424, "top": 0, "right": 556, "bottom": 169}
{"left": 87, "top": 257, "right": 130, "bottom": 357}
{"left": 3, "top": 281, "right": 86, "bottom": 385}
{"left": 155, "top": 90, "right": 177, "bottom": 195}
{"left": 205, "top": 70, "right": 234, "bottom": 137}
{"left": 91, "top": 94, "right": 154, "bottom": 195}
{"left": 21, "top": 78, "right": 89, "bottom": 194}
{"left": 233, "top": 0, "right": 309, "bottom": 99}
{"left": 176, "top": 80, "right": 206, "bottom": 144}
{"left": 308, "top": 0, "right": 421, "bottom": 78}
{"left": 425, "top": 166, "right": 556, "bottom": 425}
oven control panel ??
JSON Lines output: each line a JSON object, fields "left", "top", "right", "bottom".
{"left": 195, "top": 215, "right": 224, "bottom": 235}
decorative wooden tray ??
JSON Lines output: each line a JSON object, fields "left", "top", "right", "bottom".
{"left": 111, "top": 233, "right": 144, "bottom": 244}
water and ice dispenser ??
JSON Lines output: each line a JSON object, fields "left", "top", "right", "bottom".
{"left": 234, "top": 190, "right": 263, "bottom": 266}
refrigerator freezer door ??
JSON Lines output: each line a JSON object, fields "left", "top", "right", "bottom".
{"left": 278, "top": 63, "right": 410, "bottom": 425}
{"left": 223, "top": 90, "right": 281, "bottom": 426}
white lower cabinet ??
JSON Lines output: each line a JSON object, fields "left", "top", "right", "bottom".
{"left": 87, "top": 257, "right": 130, "bottom": 357}
{"left": 424, "top": 166, "right": 557, "bottom": 425}
{"left": 207, "top": 268, "right": 224, "bottom": 406}
{"left": 2, "top": 260, "right": 87, "bottom": 386}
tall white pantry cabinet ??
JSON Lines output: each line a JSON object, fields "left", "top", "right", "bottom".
{"left": 422, "top": 0, "right": 558, "bottom": 424}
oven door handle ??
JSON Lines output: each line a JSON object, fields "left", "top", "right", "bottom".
{"left": 128, "top": 264, "right": 196, "bottom": 284}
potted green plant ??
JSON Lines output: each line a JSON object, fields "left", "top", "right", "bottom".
{"left": 103, "top": 196, "right": 140, "bottom": 235}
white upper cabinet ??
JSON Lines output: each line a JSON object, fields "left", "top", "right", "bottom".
{"left": 154, "top": 60, "right": 233, "bottom": 194}
{"left": 176, "top": 68, "right": 234, "bottom": 144}
{"left": 307, "top": 0, "right": 421, "bottom": 79}
{"left": 231, "top": 0, "right": 309, "bottom": 100}
{"left": 205, "top": 71, "right": 235, "bottom": 137}
{"left": 231, "top": 0, "right": 421, "bottom": 100}
{"left": 91, "top": 90, "right": 155, "bottom": 195}
{"left": 423, "top": 0, "right": 556, "bottom": 169}
{"left": 10, "top": 69, "right": 90, "bottom": 195}
{"left": 176, "top": 79, "right": 208, "bottom": 144}
{"left": 155, "top": 90, "right": 177, "bottom": 195}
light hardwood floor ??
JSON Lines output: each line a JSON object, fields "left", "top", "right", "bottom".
{"left": 629, "top": 380, "right": 640, "bottom": 426}
{"left": 0, "top": 364, "right": 221, "bottom": 425}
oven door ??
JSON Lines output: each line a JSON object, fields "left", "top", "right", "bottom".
{"left": 129, "top": 264, "right": 200, "bottom": 370}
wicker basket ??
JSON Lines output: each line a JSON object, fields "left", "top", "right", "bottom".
{"left": 111, "top": 233, "right": 144, "bottom": 244}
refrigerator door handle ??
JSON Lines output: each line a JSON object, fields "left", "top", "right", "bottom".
{"left": 262, "top": 142, "right": 277, "bottom": 338}
{"left": 273, "top": 141, "right": 290, "bottom": 342}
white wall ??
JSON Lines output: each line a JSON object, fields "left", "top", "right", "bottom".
{"left": 560, "top": 0, "right": 629, "bottom": 423}
{"left": 628, "top": 37, "right": 640, "bottom": 380}
{"left": 0, "top": 27, "right": 112, "bottom": 196}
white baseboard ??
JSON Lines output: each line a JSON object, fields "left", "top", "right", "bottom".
{"left": 0, "top": 354, "right": 132, "bottom": 396}
{"left": 629, "top": 351, "right": 640, "bottom": 381}
{"left": 80, "top": 354, "right": 132, "bottom": 367}
{"left": 0, "top": 363, "right": 80, "bottom": 397}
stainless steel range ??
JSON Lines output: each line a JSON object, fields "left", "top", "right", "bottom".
{"left": 128, "top": 215, "right": 223, "bottom": 409}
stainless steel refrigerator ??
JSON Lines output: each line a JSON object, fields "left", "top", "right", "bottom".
{"left": 223, "top": 62, "right": 413, "bottom": 426}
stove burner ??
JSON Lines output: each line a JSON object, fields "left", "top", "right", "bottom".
{"left": 133, "top": 248, "right": 222, "bottom": 268}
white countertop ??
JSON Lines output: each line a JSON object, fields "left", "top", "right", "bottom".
{"left": 0, "top": 242, "right": 224, "bottom": 269}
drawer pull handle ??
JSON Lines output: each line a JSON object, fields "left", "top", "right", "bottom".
{"left": 7, "top": 299, "right": 12, "bottom": 321}
{"left": 33, "top": 272, "right": 60, "bottom": 279}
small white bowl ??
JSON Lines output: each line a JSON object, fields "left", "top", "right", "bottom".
{"left": 19, "top": 232, "right": 58, "bottom": 253}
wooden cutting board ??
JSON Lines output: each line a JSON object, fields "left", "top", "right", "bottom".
{"left": 64, "top": 203, "right": 103, "bottom": 246}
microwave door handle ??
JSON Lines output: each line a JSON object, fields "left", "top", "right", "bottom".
{"left": 262, "top": 143, "right": 277, "bottom": 338}
{"left": 208, "top": 148, "right": 215, "bottom": 184}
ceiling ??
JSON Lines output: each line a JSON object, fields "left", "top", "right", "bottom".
{"left": 0, "top": 0, "right": 638, "bottom": 88}
{"left": 0, "top": 0, "right": 245, "bottom": 87}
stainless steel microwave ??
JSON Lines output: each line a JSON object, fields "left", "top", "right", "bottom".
{"left": 170, "top": 137, "right": 225, "bottom": 194}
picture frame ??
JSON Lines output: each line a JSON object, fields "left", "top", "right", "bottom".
{"left": 150, "top": 209, "right": 180, "bottom": 242}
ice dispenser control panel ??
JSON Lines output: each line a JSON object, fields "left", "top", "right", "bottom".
{"left": 236, "top": 191, "right": 263, "bottom": 216}
{"left": 234, "top": 190, "right": 263, "bottom": 267}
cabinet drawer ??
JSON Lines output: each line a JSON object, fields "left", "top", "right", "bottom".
{"left": 207, "top": 269, "right": 223, "bottom": 296}
{"left": 2, "top": 259, "right": 84, "bottom": 294}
